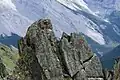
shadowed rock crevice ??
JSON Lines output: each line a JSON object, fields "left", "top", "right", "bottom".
{"left": 83, "top": 55, "right": 94, "bottom": 64}
{"left": 16, "top": 19, "right": 104, "bottom": 80}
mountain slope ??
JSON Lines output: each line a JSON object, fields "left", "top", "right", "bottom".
{"left": 0, "top": 0, "right": 105, "bottom": 45}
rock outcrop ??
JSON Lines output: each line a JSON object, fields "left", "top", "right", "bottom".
{"left": 113, "top": 58, "right": 120, "bottom": 80}
{"left": 103, "top": 58, "right": 120, "bottom": 80}
{"left": 16, "top": 19, "right": 104, "bottom": 80}
{"left": 103, "top": 69, "right": 114, "bottom": 80}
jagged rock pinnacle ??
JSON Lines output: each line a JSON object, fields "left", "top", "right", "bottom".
{"left": 16, "top": 19, "right": 104, "bottom": 80}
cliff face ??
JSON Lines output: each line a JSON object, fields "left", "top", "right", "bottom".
{"left": 17, "top": 19, "right": 104, "bottom": 80}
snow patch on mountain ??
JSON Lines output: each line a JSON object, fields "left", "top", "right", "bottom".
{"left": 86, "top": 29, "right": 105, "bottom": 45}
{"left": 115, "top": 0, "right": 120, "bottom": 11}
{"left": 0, "top": 0, "right": 16, "bottom": 12}
{"left": 83, "top": 0, "right": 116, "bottom": 17}
{"left": 56, "top": 0, "right": 96, "bottom": 16}
{"left": 0, "top": 10, "right": 31, "bottom": 36}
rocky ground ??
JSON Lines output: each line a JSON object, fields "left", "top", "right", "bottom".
{"left": 0, "top": 19, "right": 120, "bottom": 80}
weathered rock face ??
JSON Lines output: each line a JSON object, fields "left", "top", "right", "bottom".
{"left": 113, "top": 59, "right": 120, "bottom": 80}
{"left": 18, "top": 19, "right": 64, "bottom": 80}
{"left": 103, "top": 69, "right": 114, "bottom": 80}
{"left": 18, "top": 19, "right": 104, "bottom": 80}
{"left": 58, "top": 33, "right": 104, "bottom": 80}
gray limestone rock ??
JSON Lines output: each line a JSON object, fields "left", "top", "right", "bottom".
{"left": 18, "top": 19, "right": 104, "bottom": 80}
